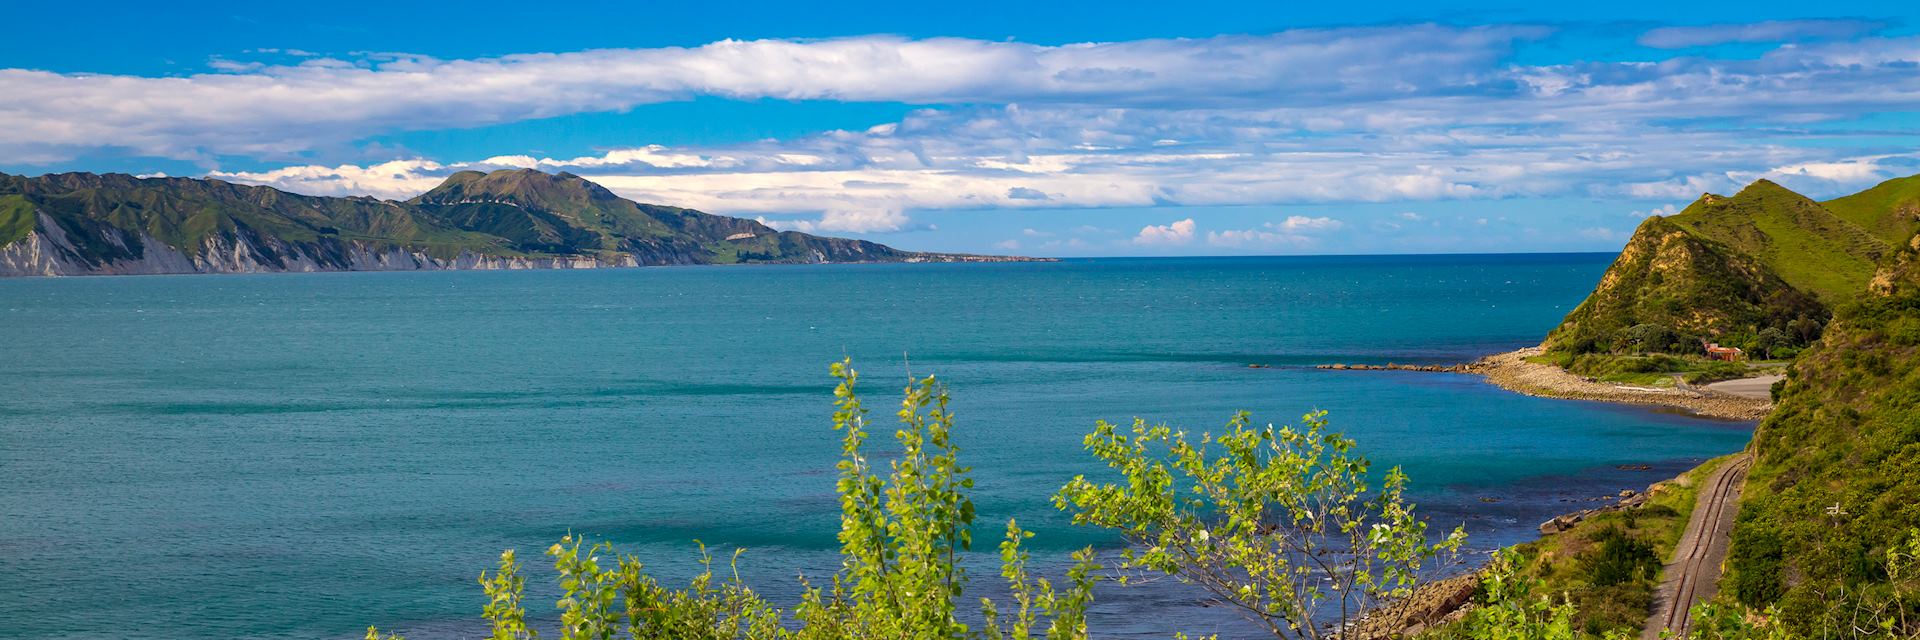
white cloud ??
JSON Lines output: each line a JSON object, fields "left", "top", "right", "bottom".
{"left": 1638, "top": 19, "right": 1882, "bottom": 49}
{"left": 993, "top": 239, "right": 1022, "bottom": 250}
{"left": 1276, "top": 215, "right": 1343, "bottom": 232}
{"left": 769, "top": 207, "right": 915, "bottom": 233}
{"left": 40, "top": 23, "right": 1920, "bottom": 232}
{"left": 1205, "top": 217, "right": 1344, "bottom": 249}
{"left": 0, "top": 26, "right": 1546, "bottom": 161}
{"left": 1134, "top": 218, "right": 1197, "bottom": 245}
{"left": 1628, "top": 203, "right": 1680, "bottom": 218}
{"left": 9, "top": 24, "right": 1920, "bottom": 171}
{"left": 1577, "top": 227, "right": 1623, "bottom": 241}
{"left": 208, "top": 159, "right": 446, "bottom": 197}
{"left": 1759, "top": 158, "right": 1893, "bottom": 190}
{"left": 1021, "top": 228, "right": 1053, "bottom": 237}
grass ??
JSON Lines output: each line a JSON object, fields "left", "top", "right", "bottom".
{"left": 1505, "top": 455, "right": 1737, "bottom": 638}
{"left": 1723, "top": 248, "right": 1920, "bottom": 632}
{"left": 1670, "top": 179, "right": 1889, "bottom": 303}
{"left": 0, "top": 194, "right": 33, "bottom": 247}
{"left": 1823, "top": 174, "right": 1920, "bottom": 246}
{"left": 1544, "top": 352, "right": 1765, "bottom": 388}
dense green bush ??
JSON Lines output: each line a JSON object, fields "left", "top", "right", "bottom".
{"left": 1726, "top": 236, "right": 1920, "bottom": 637}
{"left": 1683, "top": 361, "right": 1752, "bottom": 385}
{"left": 1581, "top": 527, "right": 1660, "bottom": 587}
{"left": 1422, "top": 552, "right": 1576, "bottom": 640}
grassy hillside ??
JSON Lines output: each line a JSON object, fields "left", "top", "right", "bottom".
{"left": 0, "top": 194, "right": 33, "bottom": 247}
{"left": 1544, "top": 215, "right": 1824, "bottom": 355}
{"left": 1544, "top": 176, "right": 1920, "bottom": 358}
{"left": 1723, "top": 230, "right": 1920, "bottom": 633}
{"left": 1823, "top": 174, "right": 1920, "bottom": 247}
{"left": 2, "top": 171, "right": 513, "bottom": 265}
{"left": 1667, "top": 179, "right": 1887, "bottom": 303}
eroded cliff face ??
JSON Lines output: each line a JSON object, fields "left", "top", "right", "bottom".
{"left": 0, "top": 212, "right": 639, "bottom": 277}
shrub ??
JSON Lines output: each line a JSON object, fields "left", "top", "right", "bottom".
{"left": 1054, "top": 410, "right": 1465, "bottom": 639}
{"left": 1581, "top": 527, "right": 1660, "bottom": 587}
{"left": 365, "top": 360, "right": 1101, "bottom": 640}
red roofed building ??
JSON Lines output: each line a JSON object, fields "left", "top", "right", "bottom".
{"left": 1704, "top": 341, "right": 1744, "bottom": 361}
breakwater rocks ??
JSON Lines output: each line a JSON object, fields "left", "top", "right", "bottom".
{"left": 1315, "top": 362, "right": 1482, "bottom": 373}
{"left": 1311, "top": 347, "right": 1772, "bottom": 421}
{"left": 1539, "top": 489, "right": 1650, "bottom": 534}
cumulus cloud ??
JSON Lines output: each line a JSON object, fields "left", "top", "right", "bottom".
{"left": 1628, "top": 203, "right": 1680, "bottom": 218}
{"left": 1638, "top": 19, "right": 1883, "bottom": 49}
{"left": 1134, "top": 218, "right": 1197, "bottom": 245}
{"left": 35, "top": 22, "right": 1920, "bottom": 229}
{"left": 1275, "top": 215, "right": 1343, "bottom": 232}
{"left": 11, "top": 23, "right": 1920, "bottom": 165}
{"left": 761, "top": 207, "right": 916, "bottom": 233}
{"left": 1767, "top": 160, "right": 1884, "bottom": 183}
{"left": 208, "top": 159, "right": 447, "bottom": 197}
{"left": 0, "top": 26, "right": 1544, "bottom": 161}
{"left": 1205, "top": 217, "right": 1345, "bottom": 248}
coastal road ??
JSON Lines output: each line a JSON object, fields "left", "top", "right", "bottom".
{"left": 1704, "top": 375, "right": 1783, "bottom": 400}
{"left": 1643, "top": 454, "right": 1752, "bottom": 639}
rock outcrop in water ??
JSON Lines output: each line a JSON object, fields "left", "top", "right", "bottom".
{"left": 0, "top": 169, "right": 1043, "bottom": 277}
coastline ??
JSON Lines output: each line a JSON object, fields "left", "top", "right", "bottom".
{"left": 1333, "top": 346, "right": 1772, "bottom": 635}
{"left": 1467, "top": 347, "right": 1772, "bottom": 421}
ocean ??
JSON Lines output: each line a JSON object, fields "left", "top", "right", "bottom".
{"left": 0, "top": 255, "right": 1753, "bottom": 638}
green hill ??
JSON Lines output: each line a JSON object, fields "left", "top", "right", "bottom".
{"left": 1723, "top": 229, "right": 1920, "bottom": 633}
{"left": 1668, "top": 179, "right": 1887, "bottom": 302}
{"left": 1544, "top": 215, "right": 1824, "bottom": 355}
{"left": 1822, "top": 173, "right": 1920, "bottom": 247}
{"left": 1545, "top": 176, "right": 1919, "bottom": 357}
{"left": 0, "top": 169, "right": 1024, "bottom": 276}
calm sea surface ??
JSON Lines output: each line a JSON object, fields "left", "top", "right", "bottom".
{"left": 0, "top": 255, "right": 1752, "bottom": 638}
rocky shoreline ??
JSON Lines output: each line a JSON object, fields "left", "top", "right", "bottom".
{"left": 1350, "top": 460, "right": 1716, "bottom": 638}
{"left": 1467, "top": 347, "right": 1771, "bottom": 421}
{"left": 1314, "top": 346, "right": 1772, "bottom": 421}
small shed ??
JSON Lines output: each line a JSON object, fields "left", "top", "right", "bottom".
{"left": 1704, "top": 342, "right": 1744, "bottom": 362}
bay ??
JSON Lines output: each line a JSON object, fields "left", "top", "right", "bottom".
{"left": 0, "top": 255, "right": 1753, "bottom": 638}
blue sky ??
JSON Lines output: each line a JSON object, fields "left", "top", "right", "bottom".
{"left": 3, "top": 1, "right": 1918, "bottom": 256}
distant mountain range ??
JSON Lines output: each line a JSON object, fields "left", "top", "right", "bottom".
{"left": 1545, "top": 174, "right": 1920, "bottom": 354}
{"left": 0, "top": 169, "right": 1037, "bottom": 276}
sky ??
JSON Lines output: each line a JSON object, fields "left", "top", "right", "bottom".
{"left": 4, "top": 1, "right": 1919, "bottom": 256}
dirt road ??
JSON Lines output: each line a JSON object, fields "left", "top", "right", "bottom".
{"left": 1704, "top": 375, "right": 1784, "bottom": 400}
{"left": 1643, "top": 454, "right": 1753, "bottom": 639}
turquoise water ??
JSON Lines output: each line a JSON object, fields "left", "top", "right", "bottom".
{"left": 0, "top": 255, "right": 1752, "bottom": 638}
